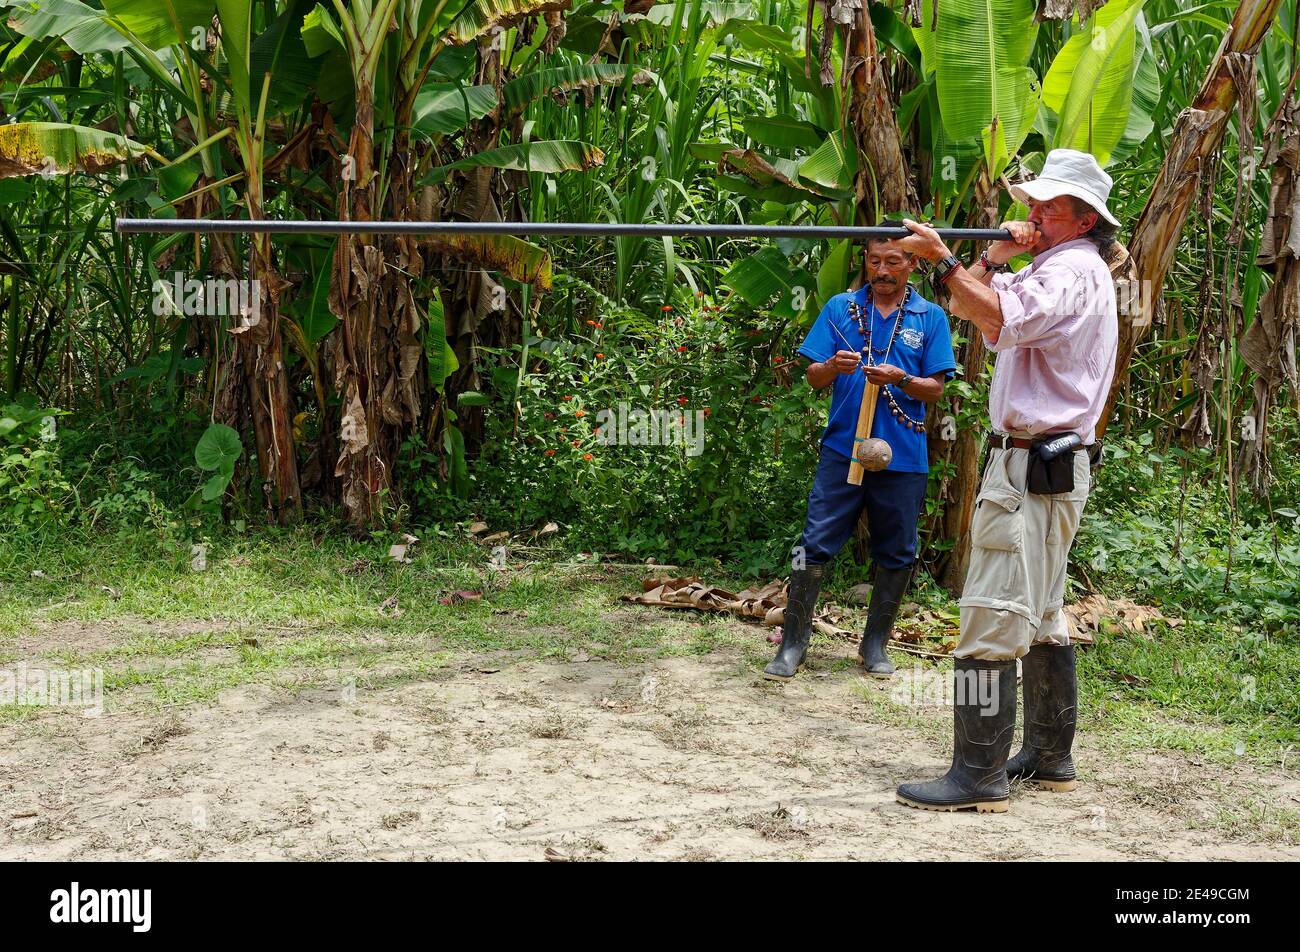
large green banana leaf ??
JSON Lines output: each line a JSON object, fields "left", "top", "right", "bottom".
{"left": 1042, "top": 0, "right": 1148, "bottom": 164}
{"left": 743, "top": 116, "right": 824, "bottom": 154}
{"left": 102, "top": 0, "right": 216, "bottom": 51}
{"left": 1, "top": 0, "right": 130, "bottom": 54}
{"left": 915, "top": 0, "right": 1041, "bottom": 178}
{"left": 723, "top": 246, "right": 797, "bottom": 307}
{"left": 412, "top": 84, "right": 499, "bottom": 137}
{"left": 424, "top": 234, "right": 553, "bottom": 291}
{"left": 445, "top": 0, "right": 573, "bottom": 45}
{"left": 502, "top": 62, "right": 634, "bottom": 111}
{"left": 214, "top": 0, "right": 254, "bottom": 114}
{"left": 422, "top": 140, "right": 605, "bottom": 183}
{"left": 0, "top": 121, "right": 157, "bottom": 178}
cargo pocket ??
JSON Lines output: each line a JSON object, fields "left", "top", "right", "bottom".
{"left": 970, "top": 452, "right": 1025, "bottom": 552}
{"left": 961, "top": 450, "right": 1032, "bottom": 623}
{"left": 971, "top": 486, "right": 1024, "bottom": 551}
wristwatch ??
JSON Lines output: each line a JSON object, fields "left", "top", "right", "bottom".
{"left": 979, "top": 249, "right": 1011, "bottom": 273}
{"left": 898, "top": 373, "right": 913, "bottom": 390}
{"left": 933, "top": 254, "right": 961, "bottom": 284}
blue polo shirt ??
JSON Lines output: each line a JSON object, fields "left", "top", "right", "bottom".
{"left": 797, "top": 283, "right": 956, "bottom": 474}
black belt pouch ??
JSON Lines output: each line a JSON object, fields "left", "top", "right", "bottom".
{"left": 1027, "top": 435, "right": 1081, "bottom": 495}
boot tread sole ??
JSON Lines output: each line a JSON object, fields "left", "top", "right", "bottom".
{"left": 896, "top": 793, "right": 1008, "bottom": 813}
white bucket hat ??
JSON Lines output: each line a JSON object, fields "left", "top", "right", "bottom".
{"left": 1009, "top": 149, "right": 1120, "bottom": 227}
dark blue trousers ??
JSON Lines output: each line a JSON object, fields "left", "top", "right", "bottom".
{"left": 797, "top": 445, "right": 929, "bottom": 570}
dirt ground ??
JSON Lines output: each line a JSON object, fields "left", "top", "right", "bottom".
{"left": 3, "top": 618, "right": 1298, "bottom": 861}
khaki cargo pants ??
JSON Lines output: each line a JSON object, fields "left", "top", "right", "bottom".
{"left": 956, "top": 444, "right": 1092, "bottom": 661}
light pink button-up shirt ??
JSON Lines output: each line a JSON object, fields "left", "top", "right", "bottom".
{"left": 984, "top": 237, "right": 1118, "bottom": 443}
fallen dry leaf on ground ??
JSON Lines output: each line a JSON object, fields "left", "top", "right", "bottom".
{"left": 1065, "top": 594, "right": 1183, "bottom": 644}
{"left": 439, "top": 591, "right": 482, "bottom": 605}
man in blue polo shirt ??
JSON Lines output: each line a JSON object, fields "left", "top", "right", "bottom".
{"left": 764, "top": 236, "right": 957, "bottom": 681}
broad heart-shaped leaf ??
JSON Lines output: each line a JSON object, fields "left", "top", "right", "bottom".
{"left": 201, "top": 472, "right": 231, "bottom": 502}
{"left": 724, "top": 246, "right": 796, "bottom": 307}
{"left": 426, "top": 288, "right": 459, "bottom": 392}
{"left": 0, "top": 122, "right": 154, "bottom": 178}
{"left": 102, "top": 0, "right": 216, "bottom": 51}
{"left": 920, "top": 0, "right": 1040, "bottom": 177}
{"left": 412, "top": 84, "right": 499, "bottom": 138}
{"left": 1042, "top": 0, "right": 1147, "bottom": 165}
{"left": 502, "top": 63, "right": 632, "bottom": 111}
{"left": 422, "top": 140, "right": 605, "bottom": 183}
{"left": 194, "top": 423, "right": 243, "bottom": 472}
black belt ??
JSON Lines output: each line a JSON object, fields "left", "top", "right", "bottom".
{"left": 986, "top": 432, "right": 1103, "bottom": 467}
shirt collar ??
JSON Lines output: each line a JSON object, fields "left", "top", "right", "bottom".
{"left": 1030, "top": 237, "right": 1096, "bottom": 269}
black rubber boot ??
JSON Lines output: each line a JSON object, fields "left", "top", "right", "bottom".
{"left": 1007, "top": 644, "right": 1078, "bottom": 791}
{"left": 896, "top": 658, "right": 1016, "bottom": 813}
{"left": 763, "top": 565, "right": 824, "bottom": 681}
{"left": 856, "top": 565, "right": 911, "bottom": 679}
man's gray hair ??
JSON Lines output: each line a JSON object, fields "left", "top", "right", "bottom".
{"left": 1069, "top": 196, "right": 1120, "bottom": 252}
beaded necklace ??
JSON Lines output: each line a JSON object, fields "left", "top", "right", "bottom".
{"left": 847, "top": 285, "right": 927, "bottom": 434}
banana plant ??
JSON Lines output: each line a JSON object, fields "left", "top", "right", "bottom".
{"left": 1040, "top": 0, "right": 1149, "bottom": 164}
{"left": 212, "top": 0, "right": 306, "bottom": 521}
{"left": 915, "top": 0, "right": 1041, "bottom": 183}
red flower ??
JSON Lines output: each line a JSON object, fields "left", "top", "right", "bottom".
{"left": 586, "top": 319, "right": 596, "bottom": 327}
{"left": 571, "top": 439, "right": 581, "bottom": 447}
{"left": 595, "top": 353, "right": 605, "bottom": 359}
{"left": 703, "top": 408, "right": 712, "bottom": 417}
{"left": 544, "top": 412, "right": 555, "bottom": 419}
{"left": 575, "top": 410, "right": 586, "bottom": 418}
{"left": 677, "top": 345, "right": 687, "bottom": 353}
{"left": 677, "top": 396, "right": 688, "bottom": 406}
{"left": 562, "top": 395, "right": 573, "bottom": 401}
{"left": 583, "top": 453, "right": 593, "bottom": 461}
{"left": 544, "top": 449, "right": 556, "bottom": 456}
{"left": 594, "top": 322, "right": 604, "bottom": 329}
{"left": 661, "top": 305, "right": 673, "bottom": 312}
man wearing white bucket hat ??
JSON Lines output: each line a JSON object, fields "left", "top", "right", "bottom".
{"left": 890, "top": 149, "right": 1120, "bottom": 813}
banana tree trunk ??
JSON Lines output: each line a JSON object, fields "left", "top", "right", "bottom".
{"left": 332, "top": 73, "right": 385, "bottom": 526}
{"left": 330, "top": 0, "right": 400, "bottom": 528}
{"left": 1098, "top": 0, "right": 1283, "bottom": 438}
{"left": 848, "top": 3, "right": 917, "bottom": 217}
